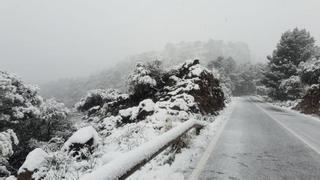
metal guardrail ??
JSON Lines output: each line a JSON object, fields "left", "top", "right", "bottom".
{"left": 80, "top": 120, "right": 205, "bottom": 180}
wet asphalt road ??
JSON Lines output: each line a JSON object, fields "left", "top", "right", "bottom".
{"left": 199, "top": 97, "right": 320, "bottom": 180}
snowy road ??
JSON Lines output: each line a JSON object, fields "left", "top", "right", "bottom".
{"left": 196, "top": 97, "right": 320, "bottom": 180}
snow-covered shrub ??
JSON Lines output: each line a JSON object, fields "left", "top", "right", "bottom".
{"left": 76, "top": 89, "right": 129, "bottom": 119}
{"left": 279, "top": 76, "right": 303, "bottom": 100}
{"left": 0, "top": 129, "right": 19, "bottom": 177}
{"left": 0, "top": 70, "right": 72, "bottom": 176}
{"left": 39, "top": 99, "right": 71, "bottom": 140}
{"left": 0, "top": 71, "right": 42, "bottom": 123}
{"left": 256, "top": 85, "right": 270, "bottom": 96}
{"left": 32, "top": 150, "right": 85, "bottom": 180}
{"left": 127, "top": 61, "right": 160, "bottom": 102}
{"left": 76, "top": 89, "right": 128, "bottom": 112}
{"left": 0, "top": 129, "right": 19, "bottom": 160}
{"left": 294, "top": 84, "right": 320, "bottom": 115}
{"left": 166, "top": 59, "right": 224, "bottom": 114}
{"left": 21, "top": 149, "right": 92, "bottom": 180}
{"left": 299, "top": 58, "right": 320, "bottom": 85}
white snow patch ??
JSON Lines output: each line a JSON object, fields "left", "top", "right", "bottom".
{"left": 5, "top": 176, "right": 17, "bottom": 180}
{"left": 18, "top": 148, "right": 48, "bottom": 174}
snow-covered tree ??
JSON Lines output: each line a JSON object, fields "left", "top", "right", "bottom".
{"left": 207, "top": 57, "right": 236, "bottom": 97}
{"left": 207, "top": 56, "right": 237, "bottom": 75}
{"left": 207, "top": 57, "right": 263, "bottom": 97}
{"left": 262, "top": 28, "right": 316, "bottom": 100}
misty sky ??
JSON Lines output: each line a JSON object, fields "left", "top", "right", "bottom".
{"left": 1, "top": 0, "right": 320, "bottom": 84}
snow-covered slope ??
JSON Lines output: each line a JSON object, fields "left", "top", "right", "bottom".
{"left": 17, "top": 60, "right": 225, "bottom": 180}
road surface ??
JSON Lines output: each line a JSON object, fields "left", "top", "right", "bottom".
{"left": 196, "top": 97, "right": 320, "bottom": 180}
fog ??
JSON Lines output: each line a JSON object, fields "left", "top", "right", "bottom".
{"left": 1, "top": 0, "right": 319, "bottom": 84}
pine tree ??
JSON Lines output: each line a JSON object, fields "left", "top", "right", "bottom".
{"left": 262, "top": 28, "right": 316, "bottom": 100}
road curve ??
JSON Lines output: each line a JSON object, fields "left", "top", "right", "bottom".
{"left": 197, "top": 97, "right": 320, "bottom": 180}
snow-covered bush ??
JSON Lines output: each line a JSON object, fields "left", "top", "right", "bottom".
{"left": 294, "top": 84, "right": 320, "bottom": 115}
{"left": 76, "top": 89, "right": 129, "bottom": 117}
{"left": 256, "top": 85, "right": 270, "bottom": 96}
{"left": 279, "top": 76, "right": 303, "bottom": 100}
{"left": 299, "top": 58, "right": 320, "bottom": 85}
{"left": 39, "top": 99, "right": 71, "bottom": 140}
{"left": 0, "top": 129, "right": 19, "bottom": 160}
{"left": 0, "top": 71, "right": 42, "bottom": 123}
{"left": 127, "top": 61, "right": 161, "bottom": 102}
{"left": 164, "top": 59, "right": 224, "bottom": 114}
{"left": 33, "top": 151, "right": 84, "bottom": 180}
{"left": 0, "top": 70, "right": 72, "bottom": 177}
{"left": 0, "top": 129, "right": 19, "bottom": 177}
{"left": 76, "top": 89, "right": 126, "bottom": 112}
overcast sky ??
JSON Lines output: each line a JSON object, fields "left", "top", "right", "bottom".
{"left": 1, "top": 0, "right": 319, "bottom": 84}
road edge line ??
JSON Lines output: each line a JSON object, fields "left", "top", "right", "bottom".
{"left": 254, "top": 102, "right": 320, "bottom": 155}
{"left": 188, "top": 106, "right": 233, "bottom": 180}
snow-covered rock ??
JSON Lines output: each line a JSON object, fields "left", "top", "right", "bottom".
{"left": 63, "top": 126, "right": 100, "bottom": 157}
{"left": 18, "top": 148, "right": 48, "bottom": 180}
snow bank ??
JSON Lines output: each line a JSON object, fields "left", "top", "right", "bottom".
{"left": 18, "top": 148, "right": 48, "bottom": 174}
{"left": 80, "top": 119, "right": 206, "bottom": 180}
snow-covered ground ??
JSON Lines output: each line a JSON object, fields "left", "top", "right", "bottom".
{"left": 126, "top": 100, "right": 236, "bottom": 180}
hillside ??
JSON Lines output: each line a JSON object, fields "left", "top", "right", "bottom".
{"left": 40, "top": 39, "right": 251, "bottom": 107}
